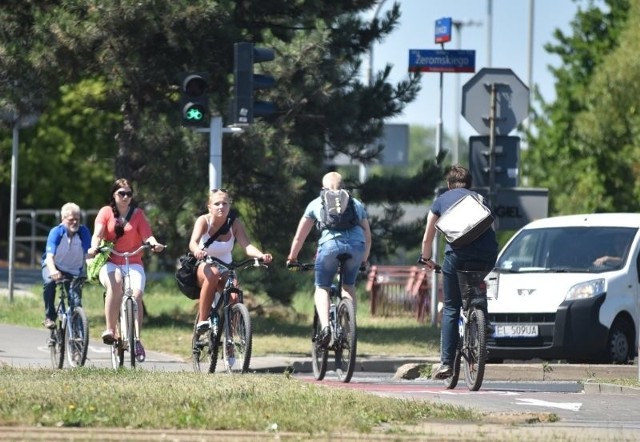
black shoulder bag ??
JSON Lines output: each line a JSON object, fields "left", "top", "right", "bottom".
{"left": 175, "top": 210, "right": 237, "bottom": 299}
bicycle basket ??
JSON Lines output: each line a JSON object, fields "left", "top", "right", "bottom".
{"left": 456, "top": 270, "right": 490, "bottom": 301}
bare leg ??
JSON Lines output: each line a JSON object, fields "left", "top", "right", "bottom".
{"left": 314, "top": 286, "right": 331, "bottom": 328}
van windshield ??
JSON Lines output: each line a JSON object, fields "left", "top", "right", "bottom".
{"left": 496, "top": 226, "right": 636, "bottom": 273}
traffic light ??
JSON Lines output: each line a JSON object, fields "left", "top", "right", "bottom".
{"left": 232, "top": 42, "right": 276, "bottom": 125}
{"left": 469, "top": 135, "right": 520, "bottom": 188}
{"left": 179, "top": 72, "right": 209, "bottom": 127}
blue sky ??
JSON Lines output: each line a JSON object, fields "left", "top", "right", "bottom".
{"left": 368, "top": 0, "right": 580, "bottom": 141}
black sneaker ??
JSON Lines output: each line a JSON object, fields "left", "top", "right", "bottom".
{"left": 317, "top": 326, "right": 331, "bottom": 349}
{"left": 432, "top": 363, "right": 453, "bottom": 380}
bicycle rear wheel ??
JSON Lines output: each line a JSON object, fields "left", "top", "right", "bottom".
{"left": 50, "top": 319, "right": 65, "bottom": 369}
{"left": 311, "top": 307, "right": 328, "bottom": 380}
{"left": 192, "top": 312, "right": 219, "bottom": 373}
{"left": 224, "top": 303, "right": 252, "bottom": 373}
{"left": 335, "top": 298, "right": 357, "bottom": 383}
{"left": 124, "top": 297, "right": 136, "bottom": 368}
{"left": 463, "top": 308, "right": 487, "bottom": 391}
{"left": 65, "top": 307, "right": 89, "bottom": 368}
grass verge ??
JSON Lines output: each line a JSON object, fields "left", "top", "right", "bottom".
{"left": 0, "top": 367, "right": 477, "bottom": 434}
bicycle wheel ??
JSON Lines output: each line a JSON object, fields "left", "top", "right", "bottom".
{"left": 311, "top": 307, "right": 328, "bottom": 380}
{"left": 463, "top": 308, "right": 487, "bottom": 391}
{"left": 124, "top": 297, "right": 136, "bottom": 368}
{"left": 65, "top": 307, "right": 89, "bottom": 368}
{"left": 335, "top": 298, "right": 357, "bottom": 383}
{"left": 224, "top": 303, "right": 252, "bottom": 373}
{"left": 192, "top": 312, "right": 219, "bottom": 373}
{"left": 49, "top": 318, "right": 65, "bottom": 369}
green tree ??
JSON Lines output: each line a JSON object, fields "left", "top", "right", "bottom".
{"left": 0, "top": 1, "right": 430, "bottom": 302}
{"left": 525, "top": 0, "right": 632, "bottom": 214}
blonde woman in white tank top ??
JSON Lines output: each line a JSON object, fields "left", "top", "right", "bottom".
{"left": 188, "top": 189, "right": 273, "bottom": 331}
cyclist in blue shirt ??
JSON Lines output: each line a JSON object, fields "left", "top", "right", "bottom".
{"left": 41, "top": 202, "right": 92, "bottom": 329}
{"left": 287, "top": 172, "right": 371, "bottom": 348}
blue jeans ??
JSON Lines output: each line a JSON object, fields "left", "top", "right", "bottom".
{"left": 42, "top": 268, "right": 82, "bottom": 320}
{"left": 440, "top": 248, "right": 497, "bottom": 365}
{"left": 314, "top": 239, "right": 365, "bottom": 288}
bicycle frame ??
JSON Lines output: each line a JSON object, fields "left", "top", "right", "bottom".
{"left": 446, "top": 268, "right": 490, "bottom": 391}
{"left": 192, "top": 256, "right": 266, "bottom": 374}
{"left": 49, "top": 275, "right": 88, "bottom": 369}
{"left": 290, "top": 253, "right": 358, "bottom": 383}
{"left": 97, "top": 243, "right": 154, "bottom": 369}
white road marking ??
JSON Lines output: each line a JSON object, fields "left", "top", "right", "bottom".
{"left": 516, "top": 398, "right": 582, "bottom": 411}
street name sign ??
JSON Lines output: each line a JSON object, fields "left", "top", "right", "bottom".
{"left": 408, "top": 49, "right": 476, "bottom": 73}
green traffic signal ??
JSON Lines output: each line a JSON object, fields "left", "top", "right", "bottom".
{"left": 179, "top": 72, "right": 209, "bottom": 127}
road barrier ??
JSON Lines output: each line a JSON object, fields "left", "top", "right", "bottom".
{"left": 366, "top": 265, "right": 441, "bottom": 323}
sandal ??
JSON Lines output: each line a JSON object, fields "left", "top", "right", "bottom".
{"left": 101, "top": 329, "right": 115, "bottom": 345}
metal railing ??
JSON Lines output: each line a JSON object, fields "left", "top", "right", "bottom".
{"left": 14, "top": 209, "right": 98, "bottom": 267}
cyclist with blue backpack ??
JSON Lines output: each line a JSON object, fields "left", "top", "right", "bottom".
{"left": 287, "top": 172, "right": 371, "bottom": 348}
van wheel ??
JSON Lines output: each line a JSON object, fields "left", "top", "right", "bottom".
{"left": 605, "top": 319, "right": 633, "bottom": 364}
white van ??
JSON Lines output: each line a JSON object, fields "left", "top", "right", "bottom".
{"left": 486, "top": 213, "right": 639, "bottom": 364}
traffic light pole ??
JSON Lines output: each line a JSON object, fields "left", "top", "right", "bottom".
{"left": 196, "top": 116, "right": 243, "bottom": 190}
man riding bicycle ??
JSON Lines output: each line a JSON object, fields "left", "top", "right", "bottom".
{"left": 41, "top": 202, "right": 91, "bottom": 329}
{"left": 287, "top": 172, "right": 371, "bottom": 348}
{"left": 419, "top": 165, "right": 498, "bottom": 379}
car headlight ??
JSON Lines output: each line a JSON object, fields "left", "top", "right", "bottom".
{"left": 565, "top": 279, "right": 605, "bottom": 301}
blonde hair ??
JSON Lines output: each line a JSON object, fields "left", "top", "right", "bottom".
{"left": 60, "top": 202, "right": 81, "bottom": 220}
{"left": 209, "top": 189, "right": 232, "bottom": 205}
{"left": 322, "top": 172, "right": 343, "bottom": 190}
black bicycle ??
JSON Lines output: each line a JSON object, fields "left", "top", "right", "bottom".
{"left": 192, "top": 256, "right": 267, "bottom": 374}
{"left": 288, "top": 253, "right": 358, "bottom": 383}
{"left": 48, "top": 275, "right": 89, "bottom": 369}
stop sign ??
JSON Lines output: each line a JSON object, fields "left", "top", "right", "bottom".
{"left": 462, "top": 68, "right": 529, "bottom": 135}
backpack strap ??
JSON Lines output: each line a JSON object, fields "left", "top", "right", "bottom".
{"left": 202, "top": 210, "right": 237, "bottom": 249}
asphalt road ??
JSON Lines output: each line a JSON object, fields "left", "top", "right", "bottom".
{"left": 4, "top": 267, "right": 640, "bottom": 440}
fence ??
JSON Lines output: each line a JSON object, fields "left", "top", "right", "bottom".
{"left": 13, "top": 209, "right": 98, "bottom": 267}
{"left": 365, "top": 265, "right": 441, "bottom": 323}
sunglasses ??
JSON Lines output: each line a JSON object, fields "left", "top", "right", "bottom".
{"left": 211, "top": 188, "right": 228, "bottom": 193}
{"left": 117, "top": 190, "right": 133, "bottom": 198}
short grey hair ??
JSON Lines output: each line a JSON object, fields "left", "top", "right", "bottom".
{"left": 60, "top": 202, "right": 81, "bottom": 220}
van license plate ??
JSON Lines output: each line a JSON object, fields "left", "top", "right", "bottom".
{"left": 494, "top": 324, "right": 539, "bottom": 337}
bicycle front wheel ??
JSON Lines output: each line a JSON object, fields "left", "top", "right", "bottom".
{"left": 311, "top": 308, "right": 328, "bottom": 381}
{"left": 335, "top": 298, "right": 357, "bottom": 383}
{"left": 224, "top": 303, "right": 252, "bottom": 373}
{"left": 463, "top": 308, "right": 487, "bottom": 391}
{"left": 192, "top": 312, "right": 219, "bottom": 373}
{"left": 50, "top": 319, "right": 65, "bottom": 369}
{"left": 124, "top": 297, "right": 136, "bottom": 368}
{"left": 65, "top": 307, "right": 89, "bottom": 368}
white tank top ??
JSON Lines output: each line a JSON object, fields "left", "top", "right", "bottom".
{"left": 199, "top": 215, "right": 235, "bottom": 264}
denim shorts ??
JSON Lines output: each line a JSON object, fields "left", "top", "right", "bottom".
{"left": 315, "top": 239, "right": 365, "bottom": 288}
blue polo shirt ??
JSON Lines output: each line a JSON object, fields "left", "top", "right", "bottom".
{"left": 41, "top": 224, "right": 92, "bottom": 275}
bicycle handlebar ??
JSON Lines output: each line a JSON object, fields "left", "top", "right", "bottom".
{"left": 97, "top": 242, "right": 166, "bottom": 256}
{"left": 417, "top": 256, "right": 442, "bottom": 273}
{"left": 286, "top": 261, "right": 315, "bottom": 272}
{"left": 203, "top": 255, "right": 267, "bottom": 271}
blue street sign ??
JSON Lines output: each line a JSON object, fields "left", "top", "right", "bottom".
{"left": 435, "top": 17, "right": 452, "bottom": 44}
{"left": 408, "top": 49, "right": 476, "bottom": 73}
